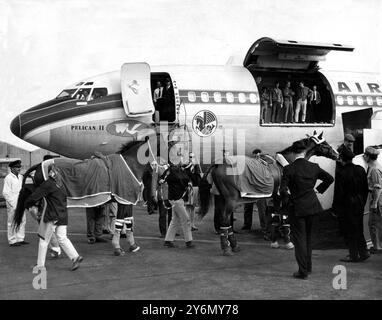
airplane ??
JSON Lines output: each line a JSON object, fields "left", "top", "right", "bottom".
{"left": 10, "top": 37, "right": 382, "bottom": 212}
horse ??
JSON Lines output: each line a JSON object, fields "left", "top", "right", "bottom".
{"left": 12, "top": 138, "right": 157, "bottom": 255}
{"left": 197, "top": 131, "right": 339, "bottom": 256}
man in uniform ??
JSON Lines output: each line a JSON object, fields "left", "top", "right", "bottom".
{"left": 280, "top": 140, "right": 334, "bottom": 279}
{"left": 2, "top": 160, "right": 28, "bottom": 246}
{"left": 364, "top": 146, "right": 382, "bottom": 254}
{"left": 333, "top": 133, "right": 356, "bottom": 237}
{"left": 335, "top": 148, "right": 370, "bottom": 262}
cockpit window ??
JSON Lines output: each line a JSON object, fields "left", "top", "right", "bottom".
{"left": 56, "top": 89, "right": 76, "bottom": 99}
{"left": 85, "top": 82, "right": 94, "bottom": 85}
{"left": 90, "top": 88, "right": 108, "bottom": 100}
{"left": 75, "top": 88, "right": 91, "bottom": 101}
{"left": 75, "top": 82, "right": 84, "bottom": 86}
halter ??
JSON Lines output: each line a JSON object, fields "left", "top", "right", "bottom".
{"left": 310, "top": 132, "right": 325, "bottom": 145}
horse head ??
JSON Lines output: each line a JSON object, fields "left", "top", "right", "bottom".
{"left": 118, "top": 136, "right": 158, "bottom": 203}
{"left": 305, "top": 131, "right": 339, "bottom": 160}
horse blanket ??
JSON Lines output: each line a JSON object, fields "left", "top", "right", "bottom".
{"left": 41, "top": 154, "right": 142, "bottom": 207}
{"left": 224, "top": 155, "right": 274, "bottom": 198}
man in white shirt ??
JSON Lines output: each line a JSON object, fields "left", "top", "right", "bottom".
{"left": 2, "top": 160, "right": 27, "bottom": 246}
{"left": 153, "top": 81, "right": 164, "bottom": 107}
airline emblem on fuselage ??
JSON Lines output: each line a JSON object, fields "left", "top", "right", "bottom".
{"left": 106, "top": 120, "right": 148, "bottom": 137}
{"left": 128, "top": 80, "right": 139, "bottom": 94}
{"left": 192, "top": 110, "right": 217, "bottom": 137}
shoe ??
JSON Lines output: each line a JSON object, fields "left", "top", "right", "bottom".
{"left": 9, "top": 242, "right": 21, "bottom": 247}
{"left": 114, "top": 248, "right": 125, "bottom": 256}
{"left": 185, "top": 241, "right": 195, "bottom": 249}
{"left": 102, "top": 229, "right": 111, "bottom": 235}
{"left": 71, "top": 256, "right": 83, "bottom": 271}
{"left": 370, "top": 247, "right": 382, "bottom": 254}
{"left": 263, "top": 234, "right": 271, "bottom": 241}
{"left": 241, "top": 226, "right": 251, "bottom": 230}
{"left": 285, "top": 242, "right": 294, "bottom": 250}
{"left": 339, "top": 257, "right": 359, "bottom": 263}
{"left": 48, "top": 249, "right": 61, "bottom": 259}
{"left": 95, "top": 237, "right": 108, "bottom": 243}
{"left": 18, "top": 241, "right": 29, "bottom": 245}
{"left": 129, "top": 243, "right": 140, "bottom": 253}
{"left": 293, "top": 272, "right": 308, "bottom": 280}
{"left": 87, "top": 238, "right": 96, "bottom": 244}
{"left": 359, "top": 253, "right": 371, "bottom": 262}
{"left": 120, "top": 233, "right": 127, "bottom": 239}
{"left": 271, "top": 241, "right": 280, "bottom": 249}
{"left": 164, "top": 241, "right": 177, "bottom": 248}
{"left": 191, "top": 226, "right": 198, "bottom": 231}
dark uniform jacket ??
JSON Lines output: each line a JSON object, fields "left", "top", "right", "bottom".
{"left": 280, "top": 158, "right": 334, "bottom": 217}
{"left": 25, "top": 178, "right": 68, "bottom": 225}
{"left": 335, "top": 163, "right": 368, "bottom": 215}
{"left": 161, "top": 166, "right": 191, "bottom": 201}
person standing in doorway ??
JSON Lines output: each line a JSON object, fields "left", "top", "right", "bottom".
{"left": 270, "top": 82, "right": 283, "bottom": 123}
{"left": 309, "top": 85, "right": 321, "bottom": 123}
{"left": 294, "top": 82, "right": 312, "bottom": 123}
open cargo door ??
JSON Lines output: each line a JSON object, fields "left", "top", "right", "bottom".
{"left": 243, "top": 37, "right": 354, "bottom": 71}
{"left": 121, "top": 62, "right": 155, "bottom": 117}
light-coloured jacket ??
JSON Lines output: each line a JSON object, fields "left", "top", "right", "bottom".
{"left": 2, "top": 172, "right": 23, "bottom": 209}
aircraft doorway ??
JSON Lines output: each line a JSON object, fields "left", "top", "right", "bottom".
{"left": 252, "top": 71, "right": 335, "bottom": 125}
{"left": 243, "top": 38, "right": 354, "bottom": 126}
{"left": 151, "top": 73, "right": 176, "bottom": 123}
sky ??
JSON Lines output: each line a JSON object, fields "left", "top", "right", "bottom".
{"left": 0, "top": 0, "right": 381, "bottom": 151}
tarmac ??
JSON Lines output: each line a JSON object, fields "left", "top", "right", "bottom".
{"left": 0, "top": 205, "right": 381, "bottom": 300}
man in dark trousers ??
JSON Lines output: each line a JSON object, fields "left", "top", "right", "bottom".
{"left": 335, "top": 148, "right": 370, "bottom": 262}
{"left": 280, "top": 140, "right": 334, "bottom": 279}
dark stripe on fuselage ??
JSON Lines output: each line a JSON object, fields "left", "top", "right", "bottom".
{"left": 19, "top": 94, "right": 123, "bottom": 138}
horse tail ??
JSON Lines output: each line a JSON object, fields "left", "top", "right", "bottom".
{"left": 13, "top": 184, "right": 31, "bottom": 231}
{"left": 13, "top": 163, "right": 40, "bottom": 231}
{"left": 197, "top": 165, "right": 216, "bottom": 219}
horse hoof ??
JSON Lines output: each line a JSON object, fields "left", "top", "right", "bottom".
{"left": 222, "top": 250, "right": 234, "bottom": 256}
{"left": 231, "top": 246, "right": 241, "bottom": 253}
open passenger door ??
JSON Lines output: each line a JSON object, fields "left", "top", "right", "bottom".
{"left": 121, "top": 62, "right": 155, "bottom": 117}
{"left": 243, "top": 38, "right": 354, "bottom": 71}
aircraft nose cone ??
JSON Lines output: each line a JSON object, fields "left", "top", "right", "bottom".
{"left": 10, "top": 115, "right": 21, "bottom": 138}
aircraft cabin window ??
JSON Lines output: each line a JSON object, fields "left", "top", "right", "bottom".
{"left": 367, "top": 97, "right": 373, "bottom": 106}
{"left": 90, "top": 88, "right": 108, "bottom": 100}
{"left": 188, "top": 91, "right": 196, "bottom": 102}
{"left": 238, "top": 93, "right": 246, "bottom": 103}
{"left": 201, "top": 92, "right": 209, "bottom": 102}
{"left": 357, "top": 96, "right": 364, "bottom": 106}
{"left": 249, "top": 93, "right": 258, "bottom": 104}
{"left": 226, "top": 92, "right": 234, "bottom": 103}
{"left": 347, "top": 96, "right": 354, "bottom": 106}
{"left": 214, "top": 92, "right": 222, "bottom": 103}
{"left": 56, "top": 89, "right": 76, "bottom": 99}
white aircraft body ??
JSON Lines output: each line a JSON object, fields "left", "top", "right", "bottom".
{"left": 10, "top": 38, "right": 382, "bottom": 210}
